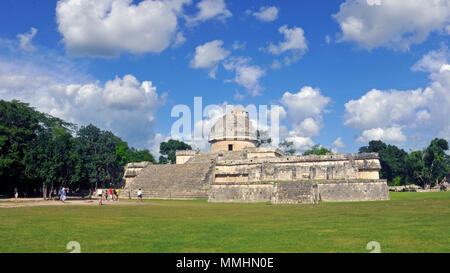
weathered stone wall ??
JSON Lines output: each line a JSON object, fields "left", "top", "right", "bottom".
{"left": 357, "top": 171, "right": 380, "bottom": 179}
{"left": 317, "top": 180, "right": 390, "bottom": 202}
{"left": 208, "top": 179, "right": 389, "bottom": 203}
{"left": 124, "top": 153, "right": 217, "bottom": 199}
{"left": 208, "top": 182, "right": 273, "bottom": 203}
{"left": 210, "top": 140, "right": 256, "bottom": 153}
{"left": 176, "top": 150, "right": 200, "bottom": 164}
{"left": 271, "top": 182, "right": 315, "bottom": 204}
{"left": 246, "top": 147, "right": 284, "bottom": 159}
{"left": 123, "top": 161, "right": 152, "bottom": 186}
{"left": 214, "top": 153, "right": 381, "bottom": 182}
{"left": 215, "top": 174, "right": 248, "bottom": 182}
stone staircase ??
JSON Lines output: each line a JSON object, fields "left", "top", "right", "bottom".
{"left": 123, "top": 153, "right": 218, "bottom": 199}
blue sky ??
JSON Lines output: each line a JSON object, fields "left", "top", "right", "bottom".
{"left": 0, "top": 0, "right": 449, "bottom": 155}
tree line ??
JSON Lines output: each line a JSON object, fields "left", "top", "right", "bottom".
{"left": 359, "top": 139, "right": 449, "bottom": 189}
{"left": 0, "top": 100, "right": 157, "bottom": 198}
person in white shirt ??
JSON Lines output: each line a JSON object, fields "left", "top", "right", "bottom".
{"left": 137, "top": 189, "right": 142, "bottom": 202}
{"left": 98, "top": 189, "right": 103, "bottom": 205}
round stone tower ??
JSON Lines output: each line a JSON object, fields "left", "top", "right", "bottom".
{"left": 208, "top": 107, "right": 258, "bottom": 152}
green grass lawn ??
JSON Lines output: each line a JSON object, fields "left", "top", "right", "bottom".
{"left": 0, "top": 192, "right": 449, "bottom": 253}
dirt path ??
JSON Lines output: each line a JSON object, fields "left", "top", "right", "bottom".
{"left": 0, "top": 198, "right": 148, "bottom": 208}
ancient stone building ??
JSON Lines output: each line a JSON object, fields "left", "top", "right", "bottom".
{"left": 122, "top": 107, "right": 390, "bottom": 203}
{"left": 209, "top": 107, "right": 258, "bottom": 152}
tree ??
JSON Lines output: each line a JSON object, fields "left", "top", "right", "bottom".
{"left": 159, "top": 139, "right": 192, "bottom": 164}
{"left": 115, "top": 139, "right": 131, "bottom": 166}
{"left": 358, "top": 140, "right": 408, "bottom": 184}
{"left": 129, "top": 149, "right": 156, "bottom": 163}
{"left": 279, "top": 140, "right": 296, "bottom": 155}
{"left": 358, "top": 140, "right": 387, "bottom": 154}
{"left": 115, "top": 138, "right": 156, "bottom": 166}
{"left": 71, "top": 125, "right": 124, "bottom": 194}
{"left": 24, "top": 127, "right": 74, "bottom": 199}
{"left": 379, "top": 145, "right": 408, "bottom": 184}
{"left": 405, "top": 150, "right": 429, "bottom": 188}
{"left": 303, "top": 144, "right": 332, "bottom": 156}
{"left": 256, "top": 130, "right": 272, "bottom": 147}
{"left": 0, "top": 100, "right": 74, "bottom": 197}
{"left": 0, "top": 99, "right": 150, "bottom": 197}
{"left": 0, "top": 100, "right": 43, "bottom": 195}
{"left": 406, "top": 138, "right": 449, "bottom": 189}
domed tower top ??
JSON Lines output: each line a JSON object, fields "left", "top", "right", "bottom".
{"left": 208, "top": 107, "right": 257, "bottom": 152}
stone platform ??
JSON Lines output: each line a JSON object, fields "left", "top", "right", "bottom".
{"left": 208, "top": 179, "right": 390, "bottom": 204}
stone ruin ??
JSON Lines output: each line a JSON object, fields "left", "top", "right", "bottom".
{"left": 121, "top": 107, "right": 390, "bottom": 204}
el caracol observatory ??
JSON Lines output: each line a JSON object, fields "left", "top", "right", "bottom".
{"left": 122, "top": 106, "right": 390, "bottom": 204}
{"left": 208, "top": 106, "right": 258, "bottom": 152}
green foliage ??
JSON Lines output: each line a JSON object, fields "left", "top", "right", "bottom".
{"left": 115, "top": 139, "right": 156, "bottom": 166}
{"left": 0, "top": 100, "right": 74, "bottom": 195}
{"left": 159, "top": 139, "right": 192, "bottom": 164}
{"left": 24, "top": 128, "right": 74, "bottom": 197}
{"left": 405, "top": 138, "right": 449, "bottom": 188}
{"left": 358, "top": 140, "right": 408, "bottom": 184}
{"left": 71, "top": 125, "right": 125, "bottom": 191}
{"left": 359, "top": 139, "right": 449, "bottom": 187}
{"left": 0, "top": 100, "right": 42, "bottom": 193}
{"left": 278, "top": 140, "right": 296, "bottom": 155}
{"left": 379, "top": 145, "right": 408, "bottom": 183}
{"left": 358, "top": 140, "right": 387, "bottom": 153}
{"left": 303, "top": 144, "right": 332, "bottom": 156}
{"left": 392, "top": 176, "right": 403, "bottom": 186}
{"left": 0, "top": 99, "right": 156, "bottom": 197}
{"left": 129, "top": 149, "right": 156, "bottom": 163}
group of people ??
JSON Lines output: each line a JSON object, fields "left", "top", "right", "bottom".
{"left": 13, "top": 187, "right": 69, "bottom": 202}
{"left": 97, "top": 188, "right": 120, "bottom": 205}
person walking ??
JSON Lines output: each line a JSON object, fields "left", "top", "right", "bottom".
{"left": 14, "top": 188, "right": 18, "bottom": 201}
{"left": 137, "top": 188, "right": 143, "bottom": 202}
{"left": 60, "top": 187, "right": 65, "bottom": 203}
{"left": 109, "top": 189, "right": 114, "bottom": 202}
{"left": 115, "top": 189, "right": 120, "bottom": 202}
{"left": 98, "top": 188, "right": 103, "bottom": 205}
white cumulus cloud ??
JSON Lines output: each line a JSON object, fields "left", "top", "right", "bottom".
{"left": 185, "top": 0, "right": 231, "bottom": 24}
{"left": 56, "top": 0, "right": 191, "bottom": 57}
{"left": 279, "top": 86, "right": 331, "bottom": 152}
{"left": 190, "top": 40, "right": 230, "bottom": 78}
{"left": 268, "top": 25, "right": 308, "bottom": 55}
{"left": 17, "top": 27, "right": 38, "bottom": 51}
{"left": 252, "top": 6, "right": 279, "bottom": 22}
{"left": 280, "top": 86, "right": 330, "bottom": 126}
{"left": 284, "top": 135, "right": 315, "bottom": 152}
{"left": 357, "top": 126, "right": 407, "bottom": 144}
{"left": 332, "top": 137, "right": 346, "bottom": 149}
{"left": 333, "top": 0, "right": 450, "bottom": 50}
{"left": 412, "top": 44, "right": 450, "bottom": 73}
{"left": 0, "top": 54, "right": 164, "bottom": 148}
{"left": 223, "top": 57, "right": 266, "bottom": 96}
{"left": 344, "top": 88, "right": 432, "bottom": 131}
{"left": 345, "top": 46, "right": 450, "bottom": 145}
{"left": 266, "top": 25, "right": 308, "bottom": 67}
